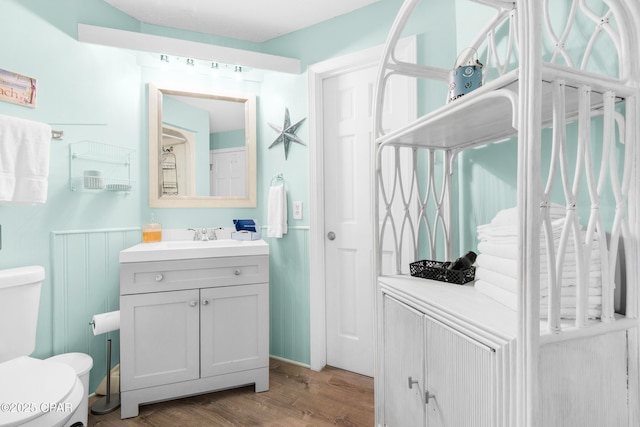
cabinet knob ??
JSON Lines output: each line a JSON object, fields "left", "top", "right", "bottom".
{"left": 155, "top": 274, "right": 164, "bottom": 281}
{"left": 234, "top": 269, "right": 241, "bottom": 276}
{"left": 202, "top": 299, "right": 210, "bottom": 306}
{"left": 188, "top": 300, "right": 198, "bottom": 307}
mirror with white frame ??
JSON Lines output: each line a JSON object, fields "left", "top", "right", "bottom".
{"left": 148, "top": 83, "right": 257, "bottom": 208}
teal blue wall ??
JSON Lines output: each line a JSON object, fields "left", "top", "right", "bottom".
{"left": 0, "top": 0, "right": 427, "bottom": 381}
{"left": 211, "top": 129, "right": 245, "bottom": 150}
{"left": 5, "top": 0, "right": 616, "bottom": 384}
{"left": 0, "top": 0, "right": 141, "bottom": 350}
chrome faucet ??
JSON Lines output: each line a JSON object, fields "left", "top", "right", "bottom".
{"left": 200, "top": 228, "right": 209, "bottom": 241}
{"left": 208, "top": 228, "right": 222, "bottom": 240}
{"left": 188, "top": 228, "right": 201, "bottom": 241}
{"left": 188, "top": 227, "right": 222, "bottom": 241}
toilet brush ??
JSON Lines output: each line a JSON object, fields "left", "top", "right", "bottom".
{"left": 90, "top": 338, "right": 120, "bottom": 414}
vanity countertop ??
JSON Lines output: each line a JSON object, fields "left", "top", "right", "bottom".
{"left": 119, "top": 238, "right": 269, "bottom": 263}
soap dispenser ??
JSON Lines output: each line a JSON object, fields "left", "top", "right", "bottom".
{"left": 142, "top": 213, "right": 162, "bottom": 243}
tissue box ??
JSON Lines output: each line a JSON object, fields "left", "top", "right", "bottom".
{"left": 231, "top": 230, "right": 262, "bottom": 241}
{"left": 232, "top": 219, "right": 261, "bottom": 240}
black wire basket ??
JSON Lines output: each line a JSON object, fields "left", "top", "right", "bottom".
{"left": 409, "top": 259, "right": 476, "bottom": 285}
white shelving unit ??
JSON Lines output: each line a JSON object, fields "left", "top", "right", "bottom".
{"left": 68, "top": 141, "right": 134, "bottom": 193}
{"left": 373, "top": 1, "right": 640, "bottom": 426}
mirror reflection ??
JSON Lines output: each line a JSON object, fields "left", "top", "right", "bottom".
{"left": 149, "top": 84, "right": 257, "bottom": 208}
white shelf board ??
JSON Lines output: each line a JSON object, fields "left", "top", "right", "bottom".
{"left": 376, "top": 67, "right": 622, "bottom": 150}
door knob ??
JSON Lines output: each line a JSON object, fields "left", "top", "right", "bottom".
{"left": 202, "top": 299, "right": 210, "bottom": 306}
{"left": 188, "top": 300, "right": 198, "bottom": 307}
{"left": 327, "top": 231, "right": 336, "bottom": 240}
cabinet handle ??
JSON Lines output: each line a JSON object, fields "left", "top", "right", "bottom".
{"left": 408, "top": 377, "right": 435, "bottom": 404}
{"left": 202, "top": 299, "right": 210, "bottom": 306}
{"left": 234, "top": 269, "right": 241, "bottom": 276}
{"left": 408, "top": 376, "right": 419, "bottom": 389}
{"left": 425, "top": 390, "right": 436, "bottom": 404}
{"left": 155, "top": 274, "right": 164, "bottom": 281}
{"left": 188, "top": 300, "right": 198, "bottom": 307}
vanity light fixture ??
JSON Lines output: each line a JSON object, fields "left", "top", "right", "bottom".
{"left": 211, "top": 62, "right": 220, "bottom": 78}
{"left": 160, "top": 54, "right": 170, "bottom": 71}
{"left": 234, "top": 65, "right": 243, "bottom": 80}
{"left": 153, "top": 55, "right": 255, "bottom": 81}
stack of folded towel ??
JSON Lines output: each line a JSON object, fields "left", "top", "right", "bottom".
{"left": 474, "top": 206, "right": 602, "bottom": 319}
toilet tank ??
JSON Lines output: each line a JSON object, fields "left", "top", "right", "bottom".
{"left": 0, "top": 266, "right": 45, "bottom": 363}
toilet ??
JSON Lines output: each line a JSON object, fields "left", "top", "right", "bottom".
{"left": 0, "top": 266, "right": 92, "bottom": 427}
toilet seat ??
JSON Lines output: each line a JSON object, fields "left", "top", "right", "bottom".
{"left": 0, "top": 357, "right": 82, "bottom": 427}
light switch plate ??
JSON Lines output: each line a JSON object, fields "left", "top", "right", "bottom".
{"left": 293, "top": 201, "right": 303, "bottom": 220}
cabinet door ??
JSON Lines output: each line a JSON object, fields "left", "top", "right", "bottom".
{"left": 382, "top": 295, "right": 426, "bottom": 427}
{"left": 120, "top": 289, "right": 200, "bottom": 391}
{"left": 200, "top": 283, "right": 269, "bottom": 378}
{"left": 425, "top": 316, "right": 494, "bottom": 427}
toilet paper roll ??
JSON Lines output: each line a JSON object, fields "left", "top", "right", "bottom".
{"left": 91, "top": 310, "right": 120, "bottom": 336}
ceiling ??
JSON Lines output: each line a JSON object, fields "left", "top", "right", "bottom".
{"left": 104, "top": 0, "right": 381, "bottom": 43}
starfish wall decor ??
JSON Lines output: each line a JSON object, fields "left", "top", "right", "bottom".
{"left": 268, "top": 108, "right": 306, "bottom": 159}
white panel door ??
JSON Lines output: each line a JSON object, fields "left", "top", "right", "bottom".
{"left": 323, "top": 53, "right": 413, "bottom": 376}
{"left": 210, "top": 148, "right": 246, "bottom": 197}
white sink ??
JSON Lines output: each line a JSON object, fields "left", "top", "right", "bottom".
{"left": 119, "top": 238, "right": 269, "bottom": 263}
{"left": 163, "top": 239, "right": 244, "bottom": 249}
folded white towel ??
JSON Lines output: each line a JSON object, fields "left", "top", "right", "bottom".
{"left": 540, "top": 307, "right": 602, "bottom": 319}
{"left": 476, "top": 254, "right": 518, "bottom": 277}
{"left": 267, "top": 184, "right": 287, "bottom": 238}
{"left": 477, "top": 239, "right": 601, "bottom": 263}
{"left": 475, "top": 265, "right": 599, "bottom": 291}
{"left": 477, "top": 241, "right": 519, "bottom": 260}
{"left": 488, "top": 204, "right": 566, "bottom": 227}
{"left": 477, "top": 217, "right": 566, "bottom": 241}
{"left": 475, "top": 264, "right": 603, "bottom": 292}
{"left": 477, "top": 248, "right": 600, "bottom": 276}
{"left": 0, "top": 114, "right": 51, "bottom": 204}
{"left": 540, "top": 295, "right": 602, "bottom": 307}
{"left": 475, "top": 280, "right": 602, "bottom": 319}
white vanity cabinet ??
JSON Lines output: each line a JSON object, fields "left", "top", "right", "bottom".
{"left": 119, "top": 254, "right": 269, "bottom": 419}
{"left": 378, "top": 277, "right": 516, "bottom": 427}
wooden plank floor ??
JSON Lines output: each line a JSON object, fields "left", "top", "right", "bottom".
{"left": 87, "top": 358, "right": 374, "bottom": 426}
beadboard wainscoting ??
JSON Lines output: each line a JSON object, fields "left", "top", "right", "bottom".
{"left": 263, "top": 226, "right": 311, "bottom": 366}
{"left": 50, "top": 227, "right": 141, "bottom": 393}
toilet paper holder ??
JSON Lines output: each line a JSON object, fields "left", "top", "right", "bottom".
{"left": 89, "top": 311, "right": 121, "bottom": 415}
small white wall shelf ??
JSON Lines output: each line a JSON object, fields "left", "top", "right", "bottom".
{"left": 69, "top": 141, "right": 135, "bottom": 193}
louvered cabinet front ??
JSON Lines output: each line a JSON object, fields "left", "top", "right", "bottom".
{"left": 379, "top": 292, "right": 502, "bottom": 427}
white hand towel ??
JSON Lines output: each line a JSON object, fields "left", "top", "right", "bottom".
{"left": 0, "top": 114, "right": 51, "bottom": 204}
{"left": 267, "top": 184, "right": 287, "bottom": 238}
